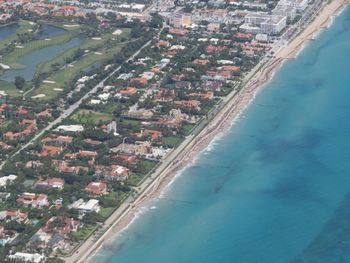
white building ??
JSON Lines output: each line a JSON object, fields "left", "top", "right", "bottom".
{"left": 243, "top": 13, "right": 287, "bottom": 35}
{"left": 255, "top": 33, "right": 269, "bottom": 42}
{"left": 69, "top": 199, "right": 100, "bottom": 213}
{"left": 260, "top": 15, "right": 287, "bottom": 35}
{"left": 8, "top": 252, "right": 45, "bottom": 263}
{"left": 55, "top": 125, "right": 84, "bottom": 132}
{"left": 273, "top": 4, "right": 297, "bottom": 22}
{"left": 242, "top": 1, "right": 267, "bottom": 10}
{"left": 240, "top": 23, "right": 261, "bottom": 34}
{"left": 0, "top": 174, "right": 17, "bottom": 187}
{"left": 279, "top": 0, "right": 308, "bottom": 12}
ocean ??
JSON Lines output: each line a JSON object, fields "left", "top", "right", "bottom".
{"left": 91, "top": 6, "right": 350, "bottom": 263}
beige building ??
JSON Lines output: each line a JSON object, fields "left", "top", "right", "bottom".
{"left": 111, "top": 141, "right": 152, "bottom": 156}
{"left": 169, "top": 13, "right": 192, "bottom": 28}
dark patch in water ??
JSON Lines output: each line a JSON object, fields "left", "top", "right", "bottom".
{"left": 257, "top": 128, "right": 325, "bottom": 164}
{"left": 294, "top": 129, "right": 325, "bottom": 149}
{"left": 291, "top": 193, "right": 350, "bottom": 263}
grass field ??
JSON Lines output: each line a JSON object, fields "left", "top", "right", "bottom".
{"left": 0, "top": 80, "right": 21, "bottom": 97}
{"left": 182, "top": 123, "right": 195, "bottom": 135}
{"left": 70, "top": 224, "right": 97, "bottom": 241}
{"left": 162, "top": 136, "right": 183, "bottom": 147}
{"left": 70, "top": 109, "right": 113, "bottom": 124}
{"left": 128, "top": 173, "right": 145, "bottom": 186}
{"left": 98, "top": 207, "right": 115, "bottom": 221}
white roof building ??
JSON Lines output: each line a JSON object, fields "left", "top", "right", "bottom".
{"left": 0, "top": 174, "right": 17, "bottom": 187}
{"left": 69, "top": 199, "right": 100, "bottom": 213}
{"left": 278, "top": 0, "right": 308, "bottom": 12}
{"left": 98, "top": 93, "right": 111, "bottom": 101}
{"left": 243, "top": 13, "right": 287, "bottom": 35}
{"left": 55, "top": 125, "right": 84, "bottom": 132}
{"left": 8, "top": 252, "right": 45, "bottom": 263}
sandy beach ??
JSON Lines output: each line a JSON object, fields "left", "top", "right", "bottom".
{"left": 66, "top": 1, "right": 349, "bottom": 262}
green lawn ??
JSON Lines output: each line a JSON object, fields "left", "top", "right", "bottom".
{"left": 70, "top": 110, "right": 113, "bottom": 124}
{"left": 105, "top": 191, "right": 128, "bottom": 203}
{"left": 70, "top": 224, "right": 97, "bottom": 241}
{"left": 138, "top": 159, "right": 158, "bottom": 173}
{"left": 120, "top": 119, "right": 142, "bottom": 129}
{"left": 0, "top": 80, "right": 21, "bottom": 97}
{"left": 98, "top": 207, "right": 115, "bottom": 221}
{"left": 162, "top": 136, "right": 183, "bottom": 147}
{"left": 182, "top": 123, "right": 195, "bottom": 135}
{"left": 128, "top": 173, "right": 145, "bottom": 186}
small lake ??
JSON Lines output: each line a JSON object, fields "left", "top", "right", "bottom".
{"left": 0, "top": 23, "right": 19, "bottom": 41}
{"left": 1, "top": 37, "right": 83, "bottom": 81}
{"left": 83, "top": 61, "right": 103, "bottom": 73}
{"left": 38, "top": 24, "right": 66, "bottom": 39}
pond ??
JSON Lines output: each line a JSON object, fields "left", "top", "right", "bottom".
{"left": 1, "top": 37, "right": 84, "bottom": 81}
{"left": 0, "top": 23, "right": 19, "bottom": 41}
{"left": 38, "top": 24, "right": 66, "bottom": 39}
{"left": 83, "top": 61, "right": 103, "bottom": 73}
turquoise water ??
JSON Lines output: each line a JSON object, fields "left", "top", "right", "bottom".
{"left": 92, "top": 6, "right": 350, "bottom": 263}
{"left": 1, "top": 37, "right": 83, "bottom": 81}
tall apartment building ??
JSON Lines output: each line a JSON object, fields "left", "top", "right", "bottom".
{"left": 242, "top": 13, "right": 287, "bottom": 35}
{"left": 168, "top": 13, "right": 192, "bottom": 28}
{"left": 278, "top": 0, "right": 309, "bottom": 13}
{"left": 273, "top": 4, "right": 297, "bottom": 22}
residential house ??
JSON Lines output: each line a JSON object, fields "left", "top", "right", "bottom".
{"left": 34, "top": 178, "right": 65, "bottom": 190}
{"left": 175, "top": 100, "right": 201, "bottom": 108}
{"left": 40, "top": 145, "right": 63, "bottom": 156}
{"left": 69, "top": 199, "right": 100, "bottom": 213}
{"left": 136, "top": 129, "right": 162, "bottom": 140}
{"left": 95, "top": 165, "right": 129, "bottom": 181}
{"left": 155, "top": 116, "right": 182, "bottom": 128}
{"left": 111, "top": 154, "right": 138, "bottom": 165}
{"left": 111, "top": 141, "right": 151, "bottom": 156}
{"left": 16, "top": 193, "right": 49, "bottom": 208}
{"left": 119, "top": 87, "right": 137, "bottom": 96}
{"left": 42, "top": 216, "right": 80, "bottom": 236}
{"left": 8, "top": 252, "right": 45, "bottom": 263}
{"left": 127, "top": 109, "right": 154, "bottom": 120}
{"left": 85, "top": 182, "right": 108, "bottom": 196}
{"left": 188, "top": 91, "right": 214, "bottom": 99}
{"left": 0, "top": 174, "right": 17, "bottom": 187}
{"left": 0, "top": 210, "right": 28, "bottom": 222}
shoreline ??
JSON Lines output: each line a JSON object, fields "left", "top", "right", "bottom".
{"left": 68, "top": 1, "right": 349, "bottom": 262}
